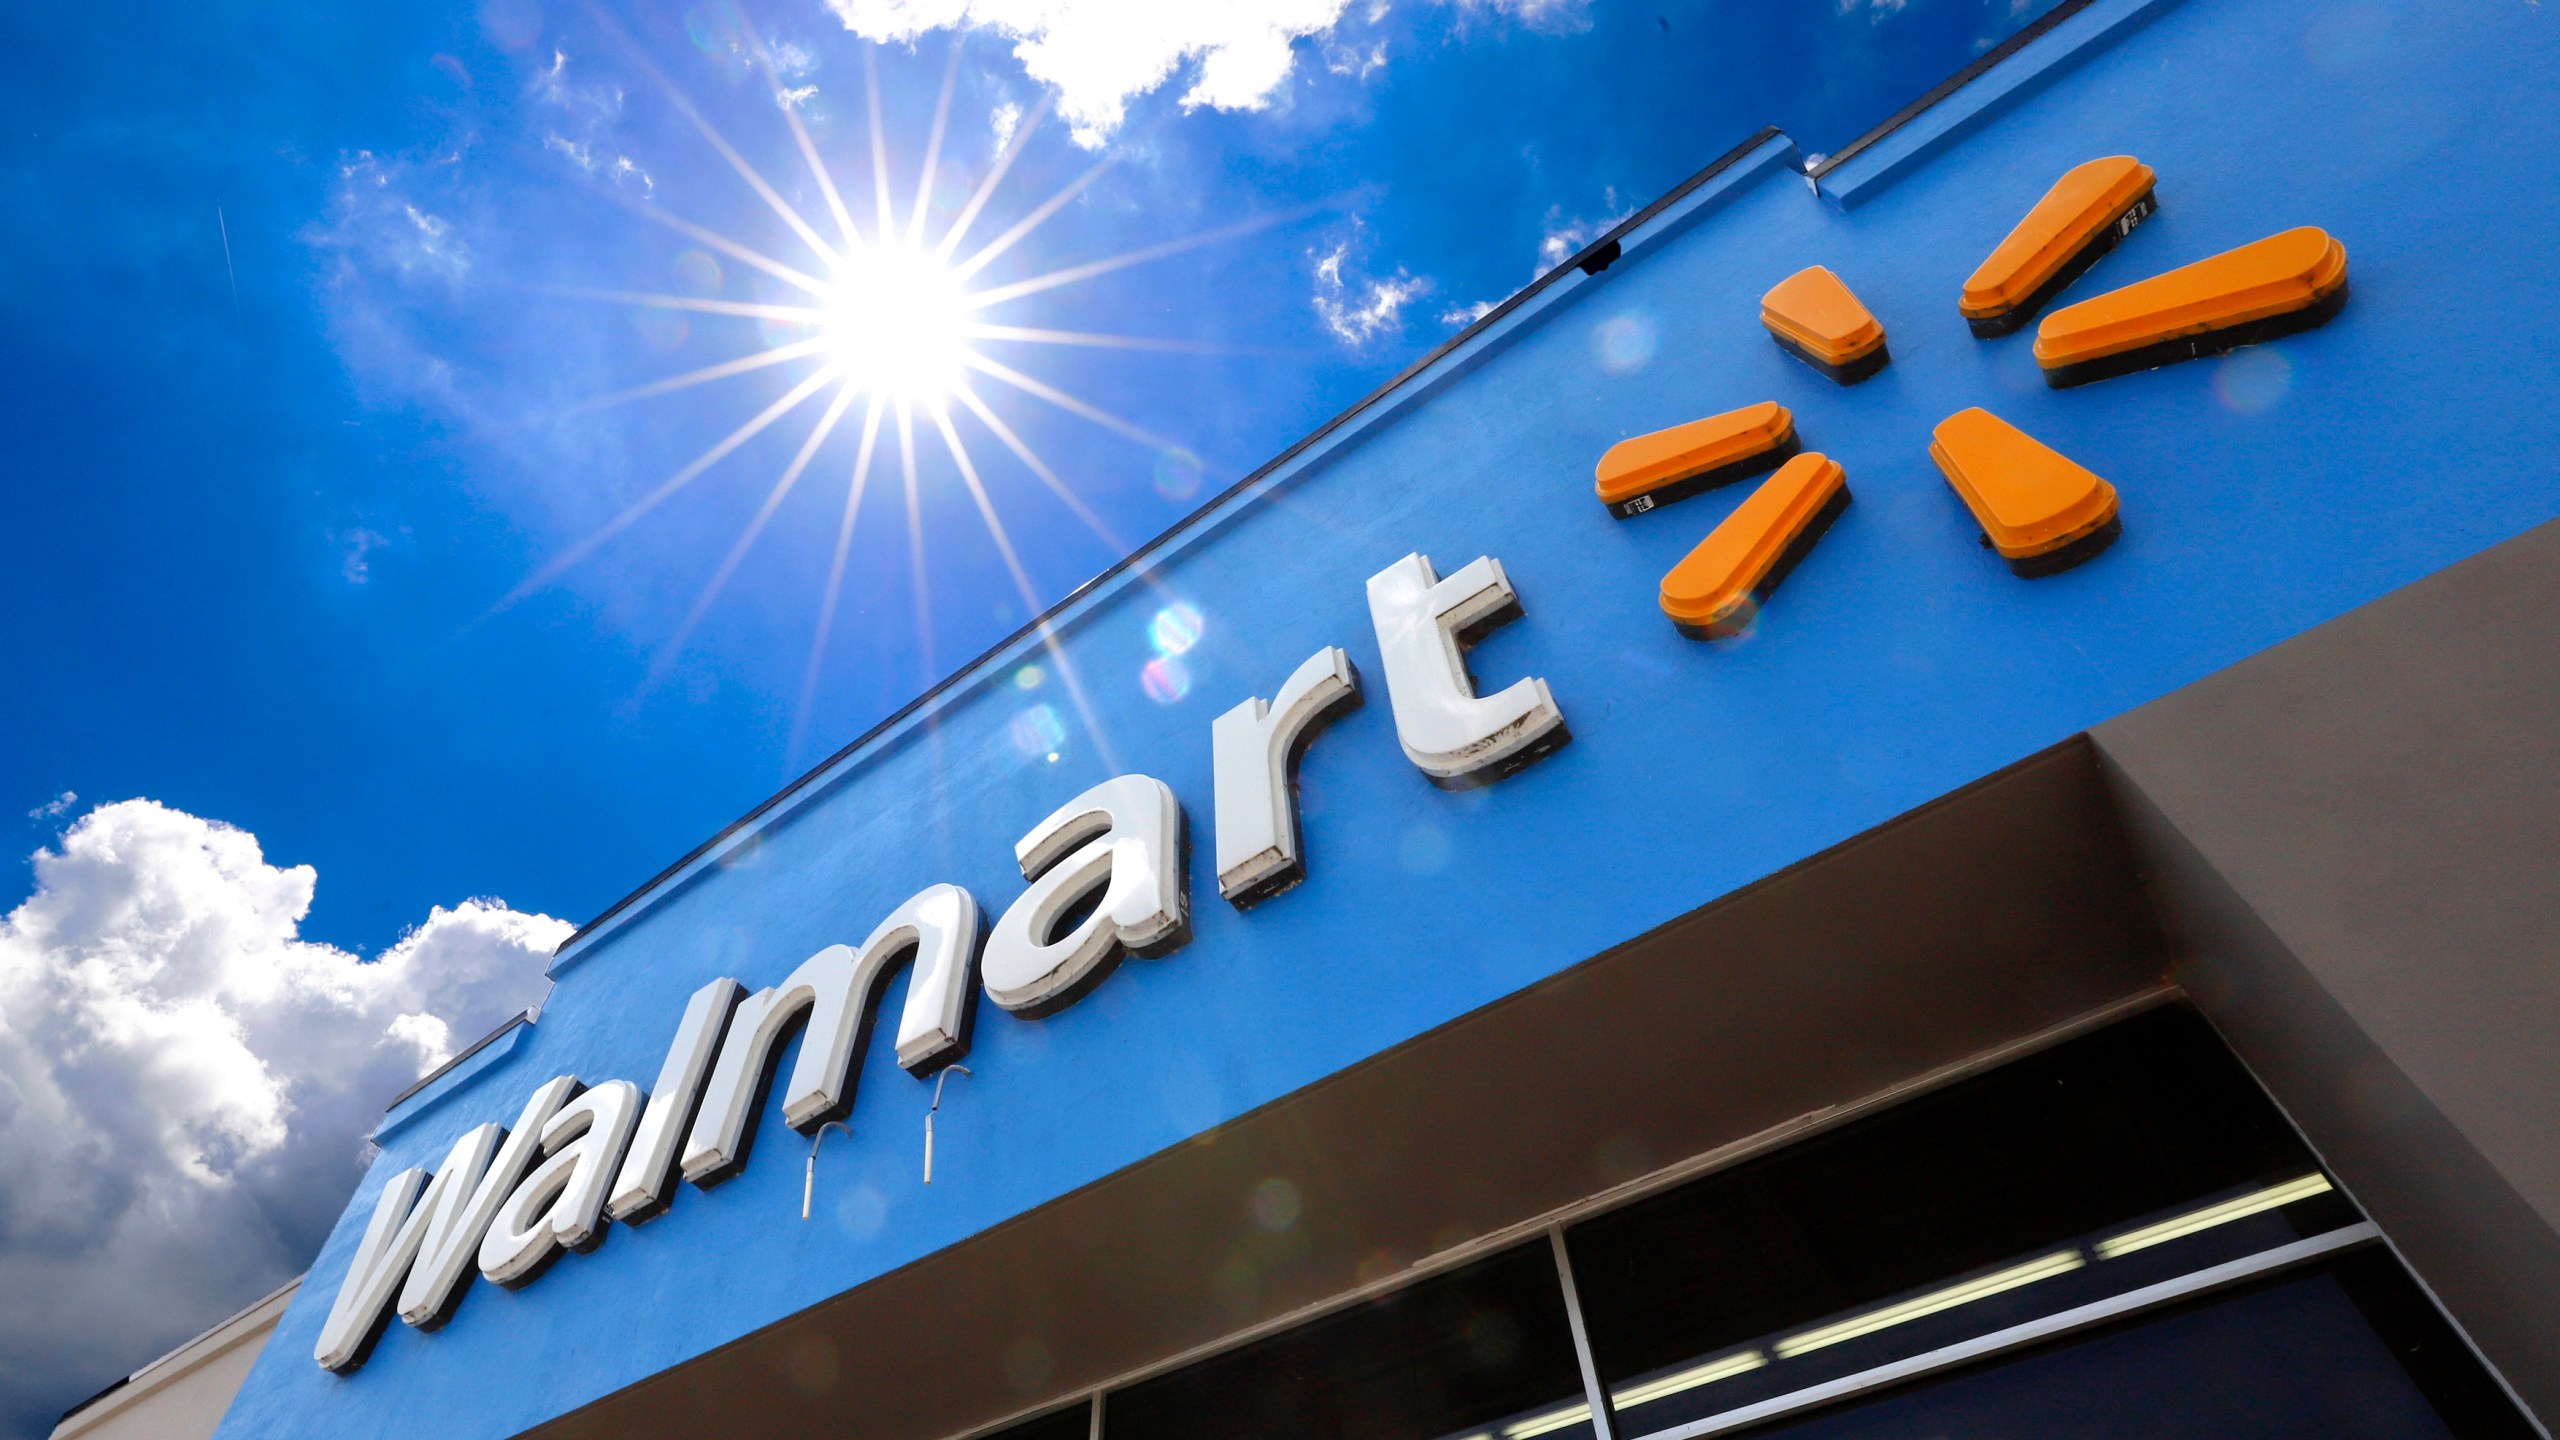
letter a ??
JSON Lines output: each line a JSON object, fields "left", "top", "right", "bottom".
{"left": 981, "top": 776, "right": 1185, "bottom": 1016}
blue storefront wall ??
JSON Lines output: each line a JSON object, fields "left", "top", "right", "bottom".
{"left": 219, "top": 0, "right": 2560, "bottom": 1434}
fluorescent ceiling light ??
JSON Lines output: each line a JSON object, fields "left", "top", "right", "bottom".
{"left": 1773, "top": 1251, "right": 2085, "bottom": 1359}
{"left": 1500, "top": 1402, "right": 1592, "bottom": 1439}
{"left": 2096, "top": 1174, "right": 2333, "bottom": 1259}
{"left": 1611, "top": 1349, "right": 1770, "bottom": 1409}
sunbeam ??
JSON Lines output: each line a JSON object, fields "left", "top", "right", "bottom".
{"left": 929, "top": 405, "right": 1121, "bottom": 772}
{"left": 893, "top": 400, "right": 933, "bottom": 686}
{"left": 935, "top": 90, "right": 1053, "bottom": 262}
{"left": 865, "top": 48, "right": 897, "bottom": 240}
{"left": 743, "top": 17, "right": 863, "bottom": 251}
{"left": 948, "top": 152, "right": 1116, "bottom": 286}
{"left": 949, "top": 379, "right": 1131, "bottom": 557}
{"left": 962, "top": 208, "right": 1313, "bottom": 311}
{"left": 612, "top": 20, "right": 844, "bottom": 269}
{"left": 571, "top": 337, "right": 830, "bottom": 414}
{"left": 908, "top": 39, "right": 962, "bottom": 249}
{"left": 655, "top": 379, "right": 861, "bottom": 670}
{"left": 501, "top": 363, "right": 838, "bottom": 609}
{"left": 962, "top": 352, "right": 1188, "bottom": 454}
{"left": 949, "top": 378, "right": 1197, "bottom": 648}
{"left": 560, "top": 287, "right": 824, "bottom": 323}
{"left": 518, "top": 27, "right": 1332, "bottom": 745}
{"left": 963, "top": 323, "right": 1254, "bottom": 355}
{"left": 619, "top": 200, "right": 834, "bottom": 298}
{"left": 790, "top": 396, "right": 888, "bottom": 760}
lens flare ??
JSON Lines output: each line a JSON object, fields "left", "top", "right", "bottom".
{"left": 1595, "top": 312, "right": 1659, "bottom": 374}
{"left": 1147, "top": 601, "right": 1203, "bottom": 657}
{"left": 2213, "top": 346, "right": 2294, "bottom": 414}
{"left": 1008, "top": 704, "right": 1065, "bottom": 759}
{"left": 1153, "top": 447, "right": 1205, "bottom": 501}
{"left": 671, "top": 249, "right": 723, "bottom": 295}
{"left": 1140, "top": 655, "right": 1191, "bottom": 704}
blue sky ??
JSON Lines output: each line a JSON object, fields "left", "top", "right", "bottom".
{"left": 0, "top": 0, "right": 2059, "bottom": 1428}
{"left": 3, "top": 0, "right": 2054, "bottom": 961}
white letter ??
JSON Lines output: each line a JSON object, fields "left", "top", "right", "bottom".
{"left": 868, "top": 882, "right": 984, "bottom": 1071}
{"left": 1213, "top": 646, "right": 1360, "bottom": 906}
{"left": 394, "top": 1077, "right": 578, "bottom": 1328}
{"left": 313, "top": 1125, "right": 501, "bottom": 1372}
{"left": 1365, "top": 553, "right": 1566, "bottom": 784}
{"left": 679, "top": 885, "right": 983, "bottom": 1184}
{"left": 680, "top": 952, "right": 853, "bottom": 1184}
{"left": 605, "top": 977, "right": 742, "bottom": 1223}
{"left": 982, "top": 775, "right": 1186, "bottom": 1016}
{"left": 479, "top": 1079, "right": 643, "bottom": 1286}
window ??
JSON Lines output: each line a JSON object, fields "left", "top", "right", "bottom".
{"left": 1104, "top": 1241, "right": 1593, "bottom": 1440}
{"left": 1022, "top": 1007, "right": 2531, "bottom": 1440}
{"left": 1563, "top": 1007, "right": 2373, "bottom": 1436}
{"left": 982, "top": 1404, "right": 1094, "bottom": 1440}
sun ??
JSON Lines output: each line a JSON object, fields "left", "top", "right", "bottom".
{"left": 525, "top": 27, "right": 1304, "bottom": 769}
{"left": 814, "top": 241, "right": 973, "bottom": 403}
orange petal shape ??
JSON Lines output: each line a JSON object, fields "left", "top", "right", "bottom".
{"left": 1929, "top": 408, "right": 2120, "bottom": 577}
{"left": 1960, "top": 156, "right": 2157, "bottom": 335}
{"left": 1594, "top": 402, "right": 1798, "bottom": 517}
{"left": 1761, "top": 267, "right": 1889, "bottom": 383}
{"left": 1660, "top": 451, "right": 1850, "bottom": 638}
{"left": 2034, "top": 226, "right": 2348, "bottom": 387}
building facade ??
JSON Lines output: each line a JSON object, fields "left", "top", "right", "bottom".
{"left": 53, "top": 1282, "right": 296, "bottom": 1440}
{"left": 211, "top": 0, "right": 2560, "bottom": 1435}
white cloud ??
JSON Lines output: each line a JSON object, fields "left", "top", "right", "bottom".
{"left": 0, "top": 800, "right": 563, "bottom": 1433}
{"left": 530, "top": 47, "right": 626, "bottom": 122}
{"left": 313, "top": 152, "right": 475, "bottom": 288}
{"left": 990, "top": 99, "right": 1024, "bottom": 151}
{"left": 542, "top": 133, "right": 654, "bottom": 191}
{"left": 337, "top": 527, "right": 389, "bottom": 584}
{"left": 1536, "top": 188, "right": 1633, "bottom": 274}
{"left": 769, "top": 38, "right": 821, "bottom": 78}
{"left": 1325, "top": 38, "right": 1387, "bottom": 78}
{"left": 530, "top": 49, "right": 650, "bottom": 189}
{"left": 27, "top": 793, "right": 76, "bottom": 822}
{"left": 1446, "top": 0, "right": 1592, "bottom": 33}
{"left": 1439, "top": 298, "right": 1496, "bottom": 327}
{"left": 1310, "top": 225, "right": 1429, "bottom": 347}
{"left": 823, "top": 0, "right": 1362, "bottom": 146}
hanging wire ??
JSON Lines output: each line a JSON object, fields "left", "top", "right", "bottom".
{"left": 803, "top": 1119, "right": 853, "bottom": 1221}
{"left": 925, "top": 1065, "right": 972, "bottom": 1184}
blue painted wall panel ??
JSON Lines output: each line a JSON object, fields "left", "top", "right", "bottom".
{"left": 220, "top": 0, "right": 2560, "bottom": 1434}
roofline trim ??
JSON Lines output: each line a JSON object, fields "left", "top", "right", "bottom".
{"left": 380, "top": 1008, "right": 534, "bottom": 1116}
{"left": 1809, "top": 0, "right": 2107, "bottom": 180}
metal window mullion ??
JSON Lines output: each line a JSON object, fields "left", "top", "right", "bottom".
{"left": 1549, "top": 1225, "right": 1617, "bottom": 1440}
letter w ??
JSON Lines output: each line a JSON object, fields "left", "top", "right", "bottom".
{"left": 311, "top": 1078, "right": 574, "bottom": 1372}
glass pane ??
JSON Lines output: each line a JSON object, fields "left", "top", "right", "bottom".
{"left": 1564, "top": 1006, "right": 2369, "bottom": 1437}
{"left": 1103, "top": 1241, "right": 1594, "bottom": 1440}
{"left": 986, "top": 1402, "right": 1096, "bottom": 1440}
{"left": 1747, "top": 1251, "right": 2533, "bottom": 1440}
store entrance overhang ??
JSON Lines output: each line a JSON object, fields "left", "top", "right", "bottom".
{"left": 527, "top": 735, "right": 2173, "bottom": 1440}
